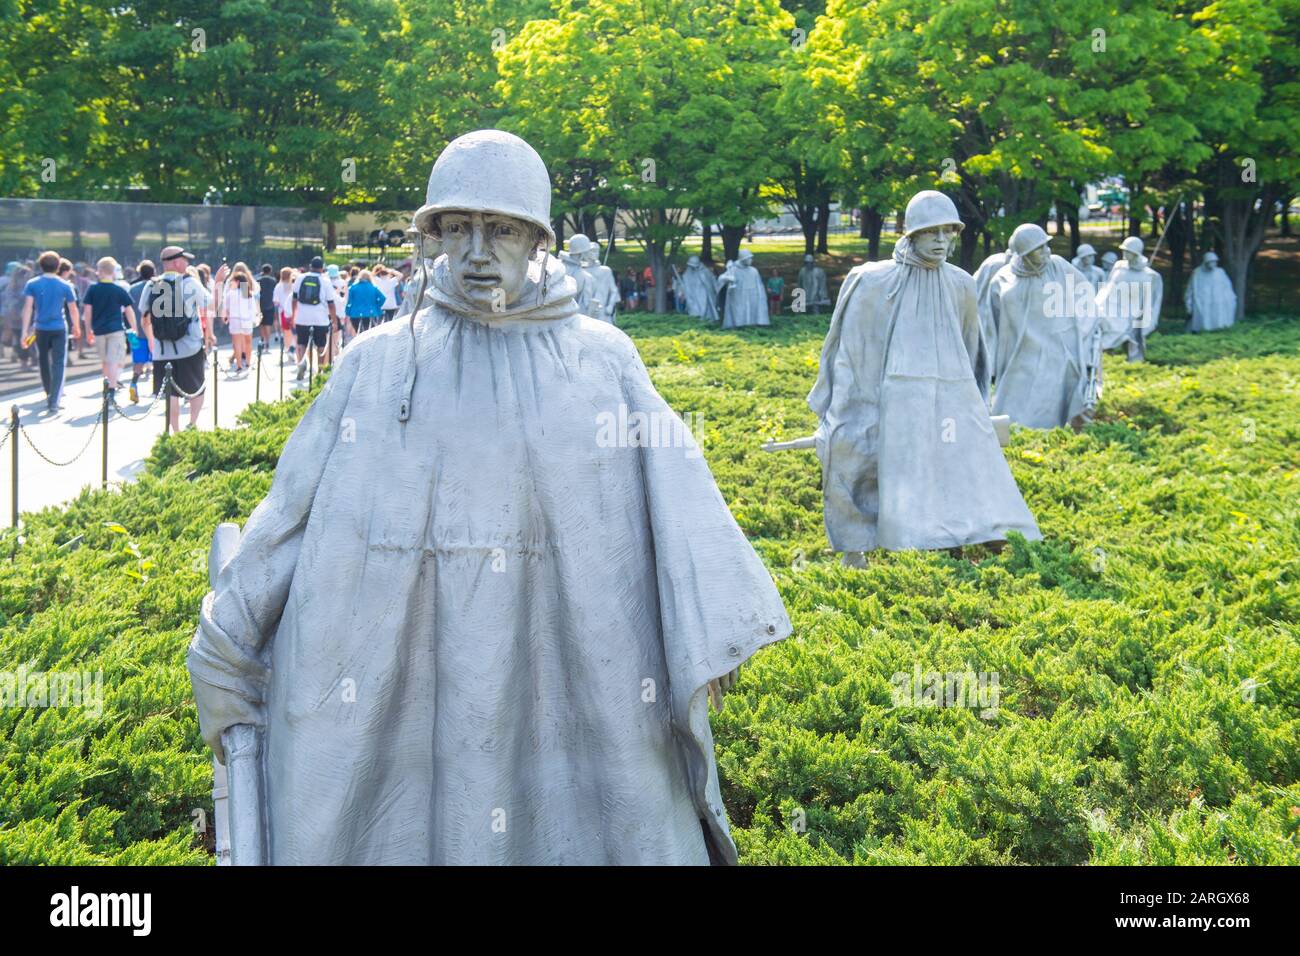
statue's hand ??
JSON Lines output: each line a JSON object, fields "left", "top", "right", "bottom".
{"left": 707, "top": 666, "right": 741, "bottom": 710}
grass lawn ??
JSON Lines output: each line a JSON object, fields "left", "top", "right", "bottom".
{"left": 0, "top": 308, "right": 1297, "bottom": 864}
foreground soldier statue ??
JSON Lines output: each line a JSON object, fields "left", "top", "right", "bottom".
{"left": 187, "top": 129, "right": 791, "bottom": 865}
{"left": 680, "top": 255, "right": 719, "bottom": 321}
{"left": 794, "top": 191, "right": 1040, "bottom": 561}
{"left": 796, "top": 254, "right": 831, "bottom": 314}
{"left": 1184, "top": 251, "right": 1236, "bottom": 332}
{"left": 985, "top": 223, "right": 1092, "bottom": 429}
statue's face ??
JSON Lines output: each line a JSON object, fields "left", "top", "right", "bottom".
{"left": 1079, "top": 254, "right": 1094, "bottom": 268}
{"left": 1205, "top": 258, "right": 1218, "bottom": 270}
{"left": 1024, "top": 245, "right": 1050, "bottom": 271}
{"left": 911, "top": 225, "right": 959, "bottom": 262}
{"left": 439, "top": 211, "right": 538, "bottom": 310}
{"left": 1123, "top": 250, "right": 1141, "bottom": 266}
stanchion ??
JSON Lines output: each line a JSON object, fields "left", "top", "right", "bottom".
{"left": 164, "top": 362, "right": 174, "bottom": 437}
{"left": 9, "top": 406, "right": 17, "bottom": 528}
{"left": 255, "top": 346, "right": 262, "bottom": 403}
{"left": 213, "top": 347, "right": 219, "bottom": 428}
{"left": 279, "top": 336, "right": 285, "bottom": 400}
{"left": 309, "top": 341, "right": 315, "bottom": 382}
{"left": 101, "top": 382, "right": 110, "bottom": 489}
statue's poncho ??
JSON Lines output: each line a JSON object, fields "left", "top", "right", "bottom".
{"left": 797, "top": 264, "right": 831, "bottom": 311}
{"left": 973, "top": 251, "right": 1011, "bottom": 359}
{"left": 681, "top": 262, "right": 719, "bottom": 321}
{"left": 1098, "top": 257, "right": 1163, "bottom": 361}
{"left": 720, "top": 262, "right": 768, "bottom": 329}
{"left": 807, "top": 241, "right": 1041, "bottom": 552}
{"left": 1185, "top": 263, "right": 1236, "bottom": 332}
{"left": 586, "top": 261, "right": 621, "bottom": 324}
{"left": 986, "top": 253, "right": 1089, "bottom": 429}
{"left": 188, "top": 254, "right": 791, "bottom": 865}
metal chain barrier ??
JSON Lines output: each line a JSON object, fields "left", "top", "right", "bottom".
{"left": 18, "top": 412, "right": 102, "bottom": 468}
{"left": 108, "top": 379, "right": 168, "bottom": 422}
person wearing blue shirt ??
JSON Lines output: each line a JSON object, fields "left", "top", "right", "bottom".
{"left": 21, "top": 250, "right": 82, "bottom": 413}
{"left": 344, "top": 269, "right": 386, "bottom": 336}
{"left": 82, "top": 256, "right": 138, "bottom": 392}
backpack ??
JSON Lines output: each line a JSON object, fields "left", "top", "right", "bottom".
{"left": 147, "top": 275, "right": 193, "bottom": 344}
{"left": 298, "top": 274, "right": 322, "bottom": 306}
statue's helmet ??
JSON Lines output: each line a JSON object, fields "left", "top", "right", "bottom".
{"left": 566, "top": 233, "right": 592, "bottom": 255}
{"left": 687, "top": 255, "right": 701, "bottom": 266}
{"left": 738, "top": 249, "right": 754, "bottom": 262}
{"left": 412, "top": 130, "right": 554, "bottom": 245}
{"left": 803, "top": 254, "right": 814, "bottom": 262}
{"left": 1203, "top": 251, "right": 1219, "bottom": 264}
{"left": 903, "top": 190, "right": 963, "bottom": 237}
{"left": 1076, "top": 243, "right": 1096, "bottom": 258}
{"left": 1008, "top": 223, "right": 1050, "bottom": 256}
{"left": 1120, "top": 236, "right": 1145, "bottom": 256}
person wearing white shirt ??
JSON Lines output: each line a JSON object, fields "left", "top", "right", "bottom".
{"left": 372, "top": 265, "right": 400, "bottom": 322}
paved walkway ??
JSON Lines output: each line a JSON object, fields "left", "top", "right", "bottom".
{"left": 1, "top": 338, "right": 317, "bottom": 524}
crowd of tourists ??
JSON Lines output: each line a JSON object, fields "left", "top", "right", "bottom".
{"left": 0, "top": 249, "right": 410, "bottom": 429}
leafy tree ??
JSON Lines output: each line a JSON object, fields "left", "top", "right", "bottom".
{"left": 498, "top": 0, "right": 792, "bottom": 311}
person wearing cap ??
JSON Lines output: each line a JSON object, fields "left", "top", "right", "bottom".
{"left": 679, "top": 254, "right": 718, "bottom": 321}
{"left": 1070, "top": 243, "right": 1105, "bottom": 288}
{"left": 719, "top": 248, "right": 768, "bottom": 328}
{"left": 984, "top": 224, "right": 1092, "bottom": 429}
{"left": 187, "top": 128, "right": 791, "bottom": 866}
{"left": 290, "top": 256, "right": 339, "bottom": 379}
{"left": 797, "top": 254, "right": 831, "bottom": 314}
{"left": 140, "top": 245, "right": 214, "bottom": 430}
{"left": 807, "top": 190, "right": 1041, "bottom": 557}
{"left": 1184, "top": 250, "right": 1236, "bottom": 332}
{"left": 1097, "top": 235, "right": 1163, "bottom": 362}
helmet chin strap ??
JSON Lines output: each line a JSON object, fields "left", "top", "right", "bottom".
{"left": 398, "top": 232, "right": 431, "bottom": 423}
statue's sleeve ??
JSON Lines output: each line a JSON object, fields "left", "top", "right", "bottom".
{"left": 187, "top": 346, "right": 362, "bottom": 757}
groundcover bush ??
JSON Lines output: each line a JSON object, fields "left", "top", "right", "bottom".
{"left": 1, "top": 313, "right": 1297, "bottom": 864}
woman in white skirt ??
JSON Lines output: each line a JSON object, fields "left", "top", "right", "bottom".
{"left": 221, "top": 262, "right": 259, "bottom": 371}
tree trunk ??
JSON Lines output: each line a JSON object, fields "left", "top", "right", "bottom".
{"left": 326, "top": 220, "right": 337, "bottom": 252}
{"left": 862, "top": 206, "right": 883, "bottom": 260}
{"left": 648, "top": 240, "right": 668, "bottom": 314}
{"left": 720, "top": 224, "right": 746, "bottom": 262}
{"left": 858, "top": 209, "right": 869, "bottom": 239}
{"left": 1167, "top": 200, "right": 1189, "bottom": 312}
{"left": 816, "top": 198, "right": 830, "bottom": 254}
{"left": 701, "top": 222, "right": 713, "bottom": 262}
{"left": 1280, "top": 202, "right": 1291, "bottom": 237}
{"left": 1066, "top": 205, "right": 1080, "bottom": 257}
{"left": 552, "top": 216, "right": 565, "bottom": 253}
